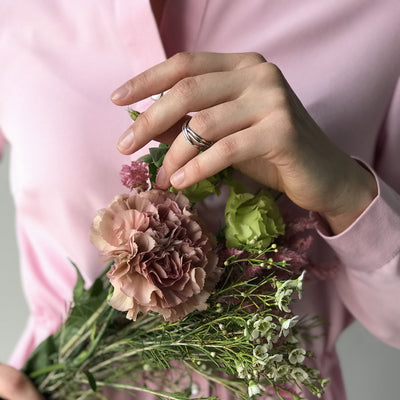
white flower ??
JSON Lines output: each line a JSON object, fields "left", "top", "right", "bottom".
{"left": 235, "top": 361, "right": 246, "bottom": 379}
{"left": 279, "top": 316, "right": 299, "bottom": 337}
{"left": 275, "top": 288, "right": 293, "bottom": 313}
{"left": 267, "top": 366, "right": 280, "bottom": 380}
{"left": 291, "top": 367, "right": 309, "bottom": 382}
{"left": 252, "top": 358, "right": 267, "bottom": 371}
{"left": 251, "top": 328, "right": 260, "bottom": 340}
{"left": 277, "top": 364, "right": 290, "bottom": 378}
{"left": 268, "top": 354, "right": 283, "bottom": 363}
{"left": 289, "top": 347, "right": 306, "bottom": 364}
{"left": 248, "top": 380, "right": 263, "bottom": 397}
{"left": 253, "top": 344, "right": 269, "bottom": 361}
{"left": 287, "top": 334, "right": 299, "bottom": 344}
{"left": 295, "top": 270, "right": 306, "bottom": 297}
{"left": 253, "top": 316, "right": 273, "bottom": 337}
{"left": 191, "top": 383, "right": 200, "bottom": 396}
{"left": 275, "top": 271, "right": 306, "bottom": 306}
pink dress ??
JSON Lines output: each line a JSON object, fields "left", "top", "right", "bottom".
{"left": 0, "top": 1, "right": 399, "bottom": 399}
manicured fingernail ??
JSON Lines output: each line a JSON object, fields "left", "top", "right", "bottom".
{"left": 117, "top": 128, "right": 134, "bottom": 151}
{"left": 170, "top": 169, "right": 185, "bottom": 187}
{"left": 111, "top": 85, "right": 129, "bottom": 101}
{"left": 156, "top": 166, "right": 170, "bottom": 188}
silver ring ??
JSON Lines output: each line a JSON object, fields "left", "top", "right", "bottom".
{"left": 182, "top": 119, "right": 213, "bottom": 150}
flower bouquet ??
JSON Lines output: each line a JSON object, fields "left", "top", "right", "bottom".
{"left": 22, "top": 112, "right": 329, "bottom": 400}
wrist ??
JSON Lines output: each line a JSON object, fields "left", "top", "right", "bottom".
{"left": 320, "top": 159, "right": 378, "bottom": 235}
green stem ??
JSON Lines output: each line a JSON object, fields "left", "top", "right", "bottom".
{"left": 184, "top": 362, "right": 248, "bottom": 400}
{"left": 60, "top": 300, "right": 108, "bottom": 359}
{"left": 77, "top": 379, "right": 216, "bottom": 400}
{"left": 76, "top": 307, "right": 116, "bottom": 368}
{"left": 29, "top": 363, "right": 66, "bottom": 379}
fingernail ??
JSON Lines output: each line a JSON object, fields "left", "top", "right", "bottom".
{"left": 111, "top": 85, "right": 129, "bottom": 102}
{"left": 156, "top": 166, "right": 170, "bottom": 188}
{"left": 170, "top": 169, "right": 185, "bottom": 188}
{"left": 117, "top": 128, "right": 134, "bottom": 152}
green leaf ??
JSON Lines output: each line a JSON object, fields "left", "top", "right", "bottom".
{"left": 83, "top": 370, "right": 97, "bottom": 392}
{"left": 138, "top": 154, "right": 153, "bottom": 164}
{"left": 71, "top": 260, "right": 85, "bottom": 302}
{"left": 21, "top": 335, "right": 59, "bottom": 378}
{"left": 22, "top": 263, "right": 113, "bottom": 382}
{"left": 149, "top": 145, "right": 169, "bottom": 168}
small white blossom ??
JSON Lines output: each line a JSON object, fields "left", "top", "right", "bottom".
{"left": 268, "top": 354, "right": 283, "bottom": 363}
{"left": 252, "top": 358, "right": 267, "bottom": 371}
{"left": 275, "top": 287, "right": 293, "bottom": 313}
{"left": 252, "top": 329, "right": 261, "bottom": 340}
{"left": 253, "top": 344, "right": 269, "bottom": 361}
{"left": 191, "top": 383, "right": 200, "bottom": 396}
{"left": 248, "top": 380, "right": 263, "bottom": 397}
{"left": 289, "top": 347, "right": 306, "bottom": 365}
{"left": 275, "top": 270, "right": 306, "bottom": 305}
{"left": 253, "top": 316, "right": 273, "bottom": 337}
{"left": 235, "top": 361, "right": 246, "bottom": 379}
{"left": 268, "top": 364, "right": 290, "bottom": 380}
{"left": 277, "top": 364, "right": 290, "bottom": 378}
{"left": 296, "top": 270, "right": 306, "bottom": 297}
{"left": 287, "top": 334, "right": 299, "bottom": 344}
{"left": 267, "top": 366, "right": 280, "bottom": 380}
{"left": 279, "top": 316, "right": 299, "bottom": 337}
{"left": 291, "top": 367, "right": 309, "bottom": 382}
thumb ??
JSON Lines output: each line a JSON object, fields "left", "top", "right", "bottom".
{"left": 0, "top": 363, "right": 45, "bottom": 400}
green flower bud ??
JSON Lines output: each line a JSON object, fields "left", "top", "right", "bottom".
{"left": 224, "top": 188, "right": 285, "bottom": 251}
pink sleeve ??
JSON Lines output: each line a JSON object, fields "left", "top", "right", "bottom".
{"left": 318, "top": 79, "right": 400, "bottom": 348}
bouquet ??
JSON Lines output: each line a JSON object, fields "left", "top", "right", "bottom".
{"left": 22, "top": 112, "right": 329, "bottom": 400}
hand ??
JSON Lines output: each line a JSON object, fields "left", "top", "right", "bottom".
{"left": 111, "top": 52, "right": 377, "bottom": 234}
{"left": 0, "top": 364, "right": 45, "bottom": 400}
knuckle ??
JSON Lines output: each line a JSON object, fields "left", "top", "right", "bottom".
{"left": 254, "top": 62, "right": 283, "bottom": 83}
{"left": 162, "top": 150, "right": 178, "bottom": 175}
{"left": 188, "top": 156, "right": 203, "bottom": 177}
{"left": 237, "top": 52, "right": 266, "bottom": 68}
{"left": 191, "top": 110, "right": 215, "bottom": 133}
{"left": 173, "top": 76, "right": 199, "bottom": 98}
{"left": 135, "top": 111, "right": 152, "bottom": 131}
{"left": 272, "top": 86, "right": 292, "bottom": 110}
{"left": 171, "top": 51, "right": 195, "bottom": 74}
{"left": 214, "top": 137, "right": 237, "bottom": 162}
{"left": 246, "top": 52, "right": 266, "bottom": 64}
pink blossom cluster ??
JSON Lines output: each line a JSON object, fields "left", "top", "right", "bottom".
{"left": 120, "top": 161, "right": 151, "bottom": 192}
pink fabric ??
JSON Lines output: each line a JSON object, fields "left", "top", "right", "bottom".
{"left": 0, "top": 1, "right": 399, "bottom": 399}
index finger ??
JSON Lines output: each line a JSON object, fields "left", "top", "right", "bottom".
{"left": 110, "top": 52, "right": 262, "bottom": 105}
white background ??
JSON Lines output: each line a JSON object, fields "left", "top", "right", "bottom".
{"left": 1, "top": 145, "right": 399, "bottom": 399}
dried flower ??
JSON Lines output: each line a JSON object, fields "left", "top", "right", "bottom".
{"left": 90, "top": 189, "right": 221, "bottom": 322}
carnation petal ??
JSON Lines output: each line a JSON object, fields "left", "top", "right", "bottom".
{"left": 121, "top": 271, "right": 161, "bottom": 306}
{"left": 108, "top": 285, "right": 134, "bottom": 312}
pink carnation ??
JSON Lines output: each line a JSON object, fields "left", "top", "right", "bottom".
{"left": 90, "top": 190, "right": 221, "bottom": 322}
{"left": 120, "top": 161, "right": 151, "bottom": 192}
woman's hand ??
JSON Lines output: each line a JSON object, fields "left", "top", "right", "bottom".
{"left": 111, "top": 52, "right": 377, "bottom": 234}
{"left": 0, "top": 364, "right": 45, "bottom": 400}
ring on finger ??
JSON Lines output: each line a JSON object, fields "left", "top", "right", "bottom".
{"left": 182, "top": 119, "right": 213, "bottom": 151}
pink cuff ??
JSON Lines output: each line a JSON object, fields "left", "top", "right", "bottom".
{"left": 313, "top": 161, "right": 400, "bottom": 272}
